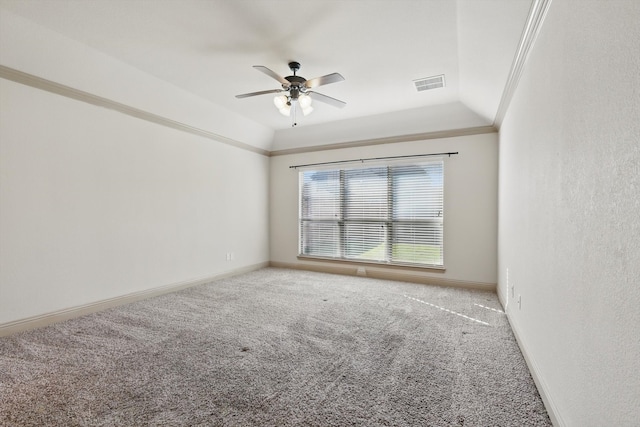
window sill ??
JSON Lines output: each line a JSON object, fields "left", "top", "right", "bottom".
{"left": 296, "top": 255, "right": 446, "bottom": 273}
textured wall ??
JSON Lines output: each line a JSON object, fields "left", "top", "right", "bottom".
{"left": 498, "top": 1, "right": 640, "bottom": 425}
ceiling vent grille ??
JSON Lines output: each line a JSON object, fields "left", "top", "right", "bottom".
{"left": 414, "top": 75, "right": 445, "bottom": 92}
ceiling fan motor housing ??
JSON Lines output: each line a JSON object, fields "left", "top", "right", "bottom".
{"left": 284, "top": 61, "right": 306, "bottom": 100}
{"left": 284, "top": 75, "right": 306, "bottom": 100}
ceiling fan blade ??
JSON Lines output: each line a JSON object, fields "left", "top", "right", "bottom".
{"left": 307, "top": 91, "right": 346, "bottom": 108}
{"left": 253, "top": 65, "right": 289, "bottom": 86}
{"left": 305, "top": 72, "right": 345, "bottom": 89}
{"left": 236, "top": 89, "right": 284, "bottom": 99}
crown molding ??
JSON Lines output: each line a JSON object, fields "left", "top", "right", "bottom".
{"left": 0, "top": 65, "right": 270, "bottom": 157}
{"left": 493, "top": 0, "right": 553, "bottom": 129}
{"left": 2, "top": 65, "right": 500, "bottom": 157}
{"left": 269, "top": 125, "right": 497, "bottom": 157}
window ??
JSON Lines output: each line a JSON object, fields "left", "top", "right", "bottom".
{"left": 299, "top": 160, "right": 444, "bottom": 267}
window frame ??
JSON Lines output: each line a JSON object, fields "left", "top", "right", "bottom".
{"left": 298, "top": 160, "right": 444, "bottom": 269}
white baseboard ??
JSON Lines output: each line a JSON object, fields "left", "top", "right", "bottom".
{"left": 506, "top": 311, "right": 565, "bottom": 427}
{"left": 269, "top": 261, "right": 496, "bottom": 292}
{"left": 0, "top": 262, "right": 268, "bottom": 337}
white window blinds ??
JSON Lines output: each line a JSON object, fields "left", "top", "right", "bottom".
{"left": 299, "top": 160, "right": 444, "bottom": 267}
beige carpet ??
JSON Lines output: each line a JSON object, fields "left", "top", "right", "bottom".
{"left": 0, "top": 268, "right": 550, "bottom": 426}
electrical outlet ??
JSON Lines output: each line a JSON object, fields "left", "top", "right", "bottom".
{"left": 356, "top": 267, "right": 366, "bottom": 276}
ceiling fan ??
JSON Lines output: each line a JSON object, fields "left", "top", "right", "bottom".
{"left": 236, "top": 61, "right": 346, "bottom": 126}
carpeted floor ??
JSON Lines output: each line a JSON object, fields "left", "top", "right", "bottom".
{"left": 0, "top": 268, "right": 551, "bottom": 426}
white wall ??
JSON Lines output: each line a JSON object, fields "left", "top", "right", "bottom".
{"left": 0, "top": 12, "right": 271, "bottom": 326}
{"left": 270, "top": 133, "right": 498, "bottom": 286}
{"left": 0, "top": 78, "right": 269, "bottom": 325}
{"left": 498, "top": 1, "right": 640, "bottom": 425}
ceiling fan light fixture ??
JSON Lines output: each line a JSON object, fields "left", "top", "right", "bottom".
{"left": 273, "top": 94, "right": 288, "bottom": 109}
{"left": 274, "top": 94, "right": 291, "bottom": 116}
{"left": 299, "top": 94, "right": 312, "bottom": 109}
{"left": 299, "top": 94, "right": 313, "bottom": 116}
{"left": 278, "top": 106, "right": 291, "bottom": 116}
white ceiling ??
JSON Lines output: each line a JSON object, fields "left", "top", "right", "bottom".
{"left": 0, "top": 0, "right": 532, "bottom": 148}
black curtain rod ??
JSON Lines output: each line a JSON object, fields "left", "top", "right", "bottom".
{"left": 289, "top": 151, "right": 459, "bottom": 169}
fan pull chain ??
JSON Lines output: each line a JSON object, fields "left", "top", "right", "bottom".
{"left": 291, "top": 100, "right": 297, "bottom": 127}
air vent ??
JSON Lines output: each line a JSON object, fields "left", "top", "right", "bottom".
{"left": 414, "top": 74, "right": 445, "bottom": 92}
